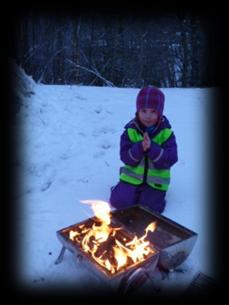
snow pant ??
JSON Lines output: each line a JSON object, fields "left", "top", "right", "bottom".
{"left": 109, "top": 181, "right": 166, "bottom": 214}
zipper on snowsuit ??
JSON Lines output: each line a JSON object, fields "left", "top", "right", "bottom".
{"left": 142, "top": 156, "right": 148, "bottom": 184}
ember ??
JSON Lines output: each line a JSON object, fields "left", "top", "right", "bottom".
{"left": 68, "top": 200, "right": 157, "bottom": 275}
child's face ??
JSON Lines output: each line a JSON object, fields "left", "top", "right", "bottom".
{"left": 138, "top": 108, "right": 158, "bottom": 126}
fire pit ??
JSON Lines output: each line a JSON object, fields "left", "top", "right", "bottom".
{"left": 111, "top": 205, "right": 198, "bottom": 271}
{"left": 55, "top": 202, "right": 197, "bottom": 293}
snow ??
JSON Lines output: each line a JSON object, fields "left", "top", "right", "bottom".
{"left": 13, "top": 74, "right": 215, "bottom": 295}
{"left": 11, "top": 59, "right": 36, "bottom": 100}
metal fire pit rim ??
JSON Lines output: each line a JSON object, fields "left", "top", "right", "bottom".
{"left": 112, "top": 204, "right": 198, "bottom": 237}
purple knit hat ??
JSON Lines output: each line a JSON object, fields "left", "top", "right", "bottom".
{"left": 136, "top": 86, "right": 165, "bottom": 117}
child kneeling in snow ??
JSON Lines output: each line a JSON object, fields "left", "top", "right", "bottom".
{"left": 109, "top": 86, "right": 178, "bottom": 213}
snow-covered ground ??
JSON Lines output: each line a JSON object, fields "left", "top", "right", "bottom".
{"left": 13, "top": 73, "right": 215, "bottom": 294}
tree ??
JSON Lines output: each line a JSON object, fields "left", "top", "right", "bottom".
{"left": 14, "top": 12, "right": 211, "bottom": 87}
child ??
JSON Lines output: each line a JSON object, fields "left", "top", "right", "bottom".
{"left": 109, "top": 86, "right": 178, "bottom": 213}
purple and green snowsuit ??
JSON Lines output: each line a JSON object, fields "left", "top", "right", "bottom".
{"left": 109, "top": 116, "right": 178, "bottom": 213}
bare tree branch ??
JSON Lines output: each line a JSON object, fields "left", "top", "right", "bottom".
{"left": 65, "top": 58, "right": 115, "bottom": 87}
{"left": 38, "top": 47, "right": 67, "bottom": 83}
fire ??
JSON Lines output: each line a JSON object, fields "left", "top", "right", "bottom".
{"left": 81, "top": 200, "right": 111, "bottom": 225}
{"left": 69, "top": 200, "right": 157, "bottom": 275}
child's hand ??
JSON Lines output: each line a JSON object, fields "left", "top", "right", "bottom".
{"left": 142, "top": 132, "right": 151, "bottom": 152}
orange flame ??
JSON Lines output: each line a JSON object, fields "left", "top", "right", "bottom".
{"left": 69, "top": 200, "right": 157, "bottom": 275}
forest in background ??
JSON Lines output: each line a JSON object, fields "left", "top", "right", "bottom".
{"left": 12, "top": 11, "right": 220, "bottom": 88}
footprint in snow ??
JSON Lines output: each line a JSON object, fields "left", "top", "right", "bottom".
{"left": 93, "top": 151, "right": 105, "bottom": 158}
{"left": 101, "top": 127, "right": 116, "bottom": 134}
{"left": 94, "top": 107, "right": 102, "bottom": 114}
{"left": 33, "top": 277, "right": 45, "bottom": 284}
{"left": 101, "top": 143, "right": 111, "bottom": 149}
{"left": 60, "top": 153, "right": 69, "bottom": 160}
{"left": 76, "top": 95, "right": 86, "bottom": 101}
{"left": 77, "top": 178, "right": 88, "bottom": 183}
{"left": 104, "top": 161, "right": 110, "bottom": 167}
{"left": 41, "top": 180, "right": 53, "bottom": 192}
